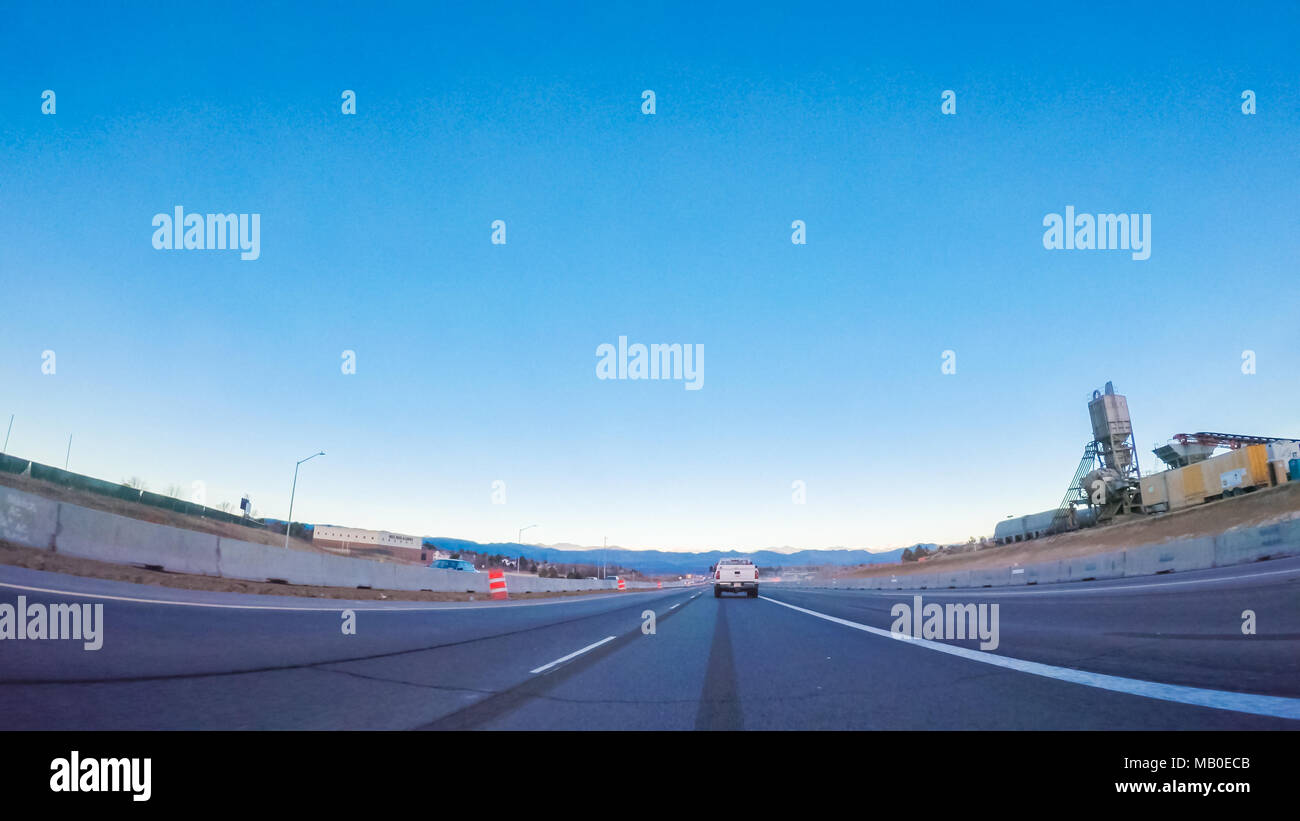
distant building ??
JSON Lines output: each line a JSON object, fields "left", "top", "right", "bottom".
{"left": 420, "top": 547, "right": 451, "bottom": 565}
{"left": 313, "top": 525, "right": 422, "bottom": 552}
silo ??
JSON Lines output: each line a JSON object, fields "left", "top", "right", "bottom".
{"left": 1088, "top": 381, "right": 1136, "bottom": 475}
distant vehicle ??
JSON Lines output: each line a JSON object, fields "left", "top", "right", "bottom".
{"left": 714, "top": 559, "right": 758, "bottom": 598}
{"left": 433, "top": 559, "right": 478, "bottom": 573}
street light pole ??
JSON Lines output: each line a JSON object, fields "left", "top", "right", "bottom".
{"left": 517, "top": 524, "right": 537, "bottom": 570}
{"left": 285, "top": 451, "right": 325, "bottom": 550}
{"left": 2, "top": 414, "right": 12, "bottom": 454}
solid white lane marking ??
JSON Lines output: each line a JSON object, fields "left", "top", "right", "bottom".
{"left": 670, "top": 603, "right": 680, "bottom": 609}
{"left": 0, "top": 580, "right": 653, "bottom": 613}
{"left": 530, "top": 636, "right": 616, "bottom": 674}
{"left": 812, "top": 565, "right": 1300, "bottom": 597}
{"left": 760, "top": 595, "right": 1300, "bottom": 720}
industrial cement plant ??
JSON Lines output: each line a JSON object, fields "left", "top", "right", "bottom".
{"left": 993, "top": 381, "right": 1300, "bottom": 545}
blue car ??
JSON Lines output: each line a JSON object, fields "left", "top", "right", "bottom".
{"left": 432, "top": 559, "right": 478, "bottom": 573}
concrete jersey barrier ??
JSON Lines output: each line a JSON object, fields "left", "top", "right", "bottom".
{"left": 0, "top": 485, "right": 660, "bottom": 594}
{"left": 11, "top": 481, "right": 1286, "bottom": 595}
{"left": 789, "top": 515, "right": 1298, "bottom": 591}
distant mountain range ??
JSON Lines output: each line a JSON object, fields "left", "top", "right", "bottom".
{"left": 419, "top": 538, "right": 932, "bottom": 575}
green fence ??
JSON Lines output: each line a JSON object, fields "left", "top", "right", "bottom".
{"left": 15, "top": 455, "right": 267, "bottom": 531}
{"left": 0, "top": 454, "right": 29, "bottom": 474}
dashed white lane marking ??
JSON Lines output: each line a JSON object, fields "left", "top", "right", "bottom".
{"left": 530, "top": 636, "right": 617, "bottom": 674}
{"left": 0, "top": 580, "right": 662, "bottom": 613}
{"left": 760, "top": 596, "right": 1300, "bottom": 721}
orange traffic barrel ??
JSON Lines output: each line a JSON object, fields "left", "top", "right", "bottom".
{"left": 489, "top": 569, "right": 508, "bottom": 600}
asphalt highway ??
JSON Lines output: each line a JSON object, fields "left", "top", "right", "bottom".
{"left": 1, "top": 557, "right": 1297, "bottom": 730}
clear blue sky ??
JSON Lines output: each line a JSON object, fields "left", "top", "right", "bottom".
{"left": 2, "top": 2, "right": 1297, "bottom": 551}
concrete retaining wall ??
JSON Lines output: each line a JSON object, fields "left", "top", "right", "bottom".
{"left": 0, "top": 487, "right": 59, "bottom": 550}
{"left": 1063, "top": 549, "right": 1127, "bottom": 581}
{"left": 1122, "top": 538, "right": 1213, "bottom": 578}
{"left": 1021, "top": 560, "right": 1062, "bottom": 586}
{"left": 0, "top": 485, "right": 659, "bottom": 595}
{"left": 1214, "top": 519, "right": 1297, "bottom": 566}
{"left": 19, "top": 477, "right": 1289, "bottom": 596}
{"left": 57, "top": 502, "right": 222, "bottom": 576}
{"left": 791, "top": 514, "right": 1299, "bottom": 592}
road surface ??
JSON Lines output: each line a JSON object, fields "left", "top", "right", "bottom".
{"left": 1, "top": 557, "right": 1298, "bottom": 729}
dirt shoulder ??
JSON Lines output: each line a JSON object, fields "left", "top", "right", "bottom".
{"left": 0, "top": 540, "right": 635, "bottom": 603}
{"left": 845, "top": 480, "right": 1300, "bottom": 579}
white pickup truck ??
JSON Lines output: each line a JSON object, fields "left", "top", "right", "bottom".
{"left": 713, "top": 559, "right": 759, "bottom": 598}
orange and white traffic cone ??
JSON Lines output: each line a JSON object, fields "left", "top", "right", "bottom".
{"left": 489, "top": 568, "right": 508, "bottom": 600}
{"left": 657, "top": 581, "right": 662, "bottom": 589}
{"left": 617, "top": 578, "right": 626, "bottom": 591}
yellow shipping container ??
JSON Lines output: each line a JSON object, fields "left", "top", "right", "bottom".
{"left": 1141, "top": 472, "right": 1169, "bottom": 510}
{"left": 1246, "top": 443, "right": 1271, "bottom": 485}
{"left": 1192, "top": 444, "right": 1271, "bottom": 500}
{"left": 1182, "top": 461, "right": 1206, "bottom": 505}
{"left": 1165, "top": 465, "right": 1190, "bottom": 510}
{"left": 1142, "top": 444, "right": 1272, "bottom": 512}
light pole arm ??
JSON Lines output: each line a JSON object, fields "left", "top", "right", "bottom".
{"left": 285, "top": 451, "right": 325, "bottom": 549}
{"left": 517, "top": 524, "right": 538, "bottom": 569}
